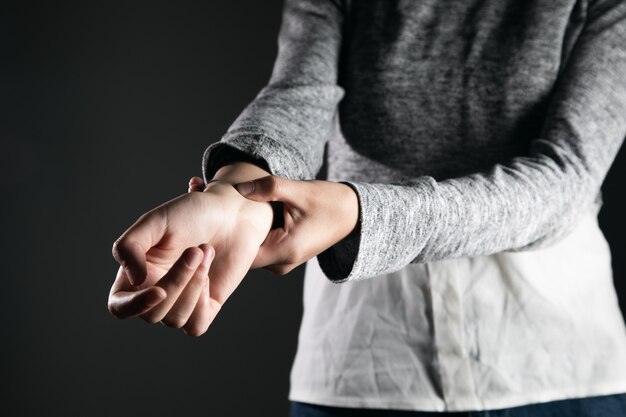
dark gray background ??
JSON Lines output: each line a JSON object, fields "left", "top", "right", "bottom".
{"left": 1, "top": 1, "right": 625, "bottom": 416}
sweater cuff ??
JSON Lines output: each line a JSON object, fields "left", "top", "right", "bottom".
{"left": 202, "top": 134, "right": 313, "bottom": 183}
{"left": 317, "top": 181, "right": 378, "bottom": 282}
{"left": 317, "top": 180, "right": 437, "bottom": 283}
{"left": 202, "top": 144, "right": 271, "bottom": 180}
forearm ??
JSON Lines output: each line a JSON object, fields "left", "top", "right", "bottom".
{"left": 202, "top": 0, "right": 345, "bottom": 183}
{"left": 318, "top": 1, "right": 626, "bottom": 282}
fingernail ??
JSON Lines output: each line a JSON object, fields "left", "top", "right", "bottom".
{"left": 202, "top": 247, "right": 214, "bottom": 268}
{"left": 235, "top": 181, "right": 254, "bottom": 196}
{"left": 125, "top": 266, "right": 138, "bottom": 286}
{"left": 184, "top": 249, "right": 203, "bottom": 269}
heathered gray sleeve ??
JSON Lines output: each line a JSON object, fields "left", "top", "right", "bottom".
{"left": 318, "top": 0, "right": 626, "bottom": 282}
{"left": 202, "top": 0, "right": 344, "bottom": 182}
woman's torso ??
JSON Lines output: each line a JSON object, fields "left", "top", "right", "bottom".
{"left": 290, "top": 0, "right": 626, "bottom": 411}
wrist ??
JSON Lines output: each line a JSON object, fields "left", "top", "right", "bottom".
{"left": 336, "top": 182, "right": 360, "bottom": 242}
{"left": 203, "top": 179, "right": 274, "bottom": 238}
{"left": 212, "top": 162, "right": 271, "bottom": 185}
{"left": 211, "top": 161, "right": 282, "bottom": 231}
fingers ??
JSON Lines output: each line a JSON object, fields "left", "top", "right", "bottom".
{"left": 250, "top": 228, "right": 289, "bottom": 268}
{"left": 189, "top": 176, "right": 204, "bottom": 187}
{"left": 248, "top": 230, "right": 301, "bottom": 274}
{"left": 108, "top": 266, "right": 167, "bottom": 319}
{"left": 183, "top": 286, "right": 222, "bottom": 337}
{"left": 235, "top": 175, "right": 302, "bottom": 204}
{"left": 112, "top": 212, "right": 166, "bottom": 286}
{"left": 159, "top": 245, "right": 215, "bottom": 328}
{"left": 250, "top": 225, "right": 311, "bottom": 270}
{"left": 111, "top": 240, "right": 146, "bottom": 286}
{"left": 265, "top": 262, "right": 300, "bottom": 276}
{"left": 108, "top": 287, "right": 167, "bottom": 319}
{"left": 108, "top": 244, "right": 220, "bottom": 336}
{"left": 139, "top": 246, "right": 205, "bottom": 324}
{"left": 255, "top": 243, "right": 303, "bottom": 276}
{"left": 250, "top": 222, "right": 315, "bottom": 273}
{"left": 188, "top": 176, "right": 205, "bottom": 193}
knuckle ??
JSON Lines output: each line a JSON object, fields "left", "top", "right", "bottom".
{"left": 188, "top": 275, "right": 207, "bottom": 292}
{"left": 285, "top": 247, "right": 302, "bottom": 265}
{"left": 170, "top": 271, "right": 186, "bottom": 286}
{"left": 269, "top": 264, "right": 290, "bottom": 276}
{"left": 162, "top": 314, "right": 187, "bottom": 329}
{"left": 266, "top": 265, "right": 279, "bottom": 274}
{"left": 266, "top": 176, "right": 281, "bottom": 195}
{"left": 141, "top": 313, "right": 162, "bottom": 325}
{"left": 169, "top": 271, "right": 190, "bottom": 288}
{"left": 107, "top": 302, "right": 121, "bottom": 319}
{"left": 184, "top": 324, "right": 207, "bottom": 337}
{"left": 283, "top": 265, "right": 297, "bottom": 275}
{"left": 111, "top": 238, "right": 125, "bottom": 261}
{"left": 112, "top": 235, "right": 135, "bottom": 265}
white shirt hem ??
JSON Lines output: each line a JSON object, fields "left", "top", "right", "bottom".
{"left": 288, "top": 383, "right": 626, "bottom": 412}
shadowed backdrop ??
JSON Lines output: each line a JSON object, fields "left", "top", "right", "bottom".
{"left": 1, "top": 1, "right": 625, "bottom": 416}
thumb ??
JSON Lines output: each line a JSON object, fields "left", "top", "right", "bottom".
{"left": 188, "top": 176, "right": 205, "bottom": 193}
{"left": 235, "top": 175, "right": 299, "bottom": 204}
{"left": 112, "top": 211, "right": 166, "bottom": 286}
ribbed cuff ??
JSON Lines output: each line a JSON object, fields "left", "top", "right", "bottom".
{"left": 317, "top": 179, "right": 436, "bottom": 282}
{"left": 202, "top": 134, "right": 313, "bottom": 183}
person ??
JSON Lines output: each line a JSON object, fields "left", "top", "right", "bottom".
{"left": 109, "top": 0, "right": 626, "bottom": 415}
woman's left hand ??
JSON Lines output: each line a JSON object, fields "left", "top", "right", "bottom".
{"left": 188, "top": 175, "right": 359, "bottom": 275}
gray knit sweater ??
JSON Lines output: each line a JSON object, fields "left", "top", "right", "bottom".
{"left": 203, "top": 0, "right": 626, "bottom": 283}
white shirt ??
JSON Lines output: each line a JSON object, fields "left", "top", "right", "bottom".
{"left": 289, "top": 210, "right": 626, "bottom": 411}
